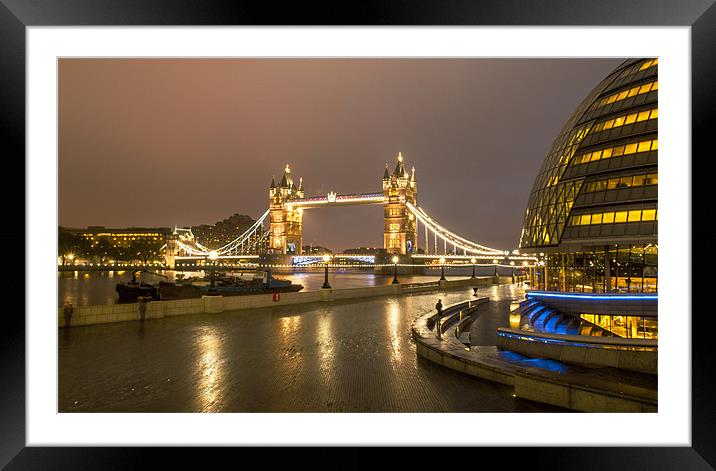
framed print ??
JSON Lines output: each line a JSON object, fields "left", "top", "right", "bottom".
{"left": 2, "top": 0, "right": 715, "bottom": 467}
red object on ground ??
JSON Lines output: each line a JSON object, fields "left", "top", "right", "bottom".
{"left": 273, "top": 293, "right": 280, "bottom": 302}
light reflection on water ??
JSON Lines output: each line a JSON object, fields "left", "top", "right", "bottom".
{"left": 193, "top": 325, "right": 224, "bottom": 412}
{"left": 386, "top": 300, "right": 402, "bottom": 362}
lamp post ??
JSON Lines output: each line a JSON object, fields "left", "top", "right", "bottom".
{"left": 208, "top": 251, "right": 219, "bottom": 289}
{"left": 470, "top": 258, "right": 476, "bottom": 278}
{"left": 322, "top": 254, "right": 332, "bottom": 289}
{"left": 391, "top": 255, "right": 400, "bottom": 284}
{"left": 510, "top": 261, "right": 516, "bottom": 283}
{"left": 492, "top": 259, "right": 498, "bottom": 277}
{"left": 439, "top": 257, "right": 446, "bottom": 281}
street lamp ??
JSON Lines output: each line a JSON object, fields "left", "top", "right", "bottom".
{"left": 322, "top": 254, "right": 332, "bottom": 289}
{"left": 492, "top": 259, "right": 499, "bottom": 277}
{"left": 391, "top": 255, "right": 400, "bottom": 284}
{"left": 470, "top": 257, "right": 476, "bottom": 278}
{"left": 208, "top": 250, "right": 219, "bottom": 289}
{"left": 439, "top": 257, "right": 446, "bottom": 281}
{"left": 510, "top": 260, "right": 516, "bottom": 282}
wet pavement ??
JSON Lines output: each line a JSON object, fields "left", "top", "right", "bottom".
{"left": 59, "top": 283, "right": 565, "bottom": 412}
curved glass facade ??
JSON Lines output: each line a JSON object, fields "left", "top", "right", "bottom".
{"left": 520, "top": 58, "right": 658, "bottom": 295}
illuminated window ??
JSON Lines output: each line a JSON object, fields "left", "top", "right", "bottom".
{"left": 645, "top": 173, "right": 658, "bottom": 184}
{"left": 573, "top": 138, "right": 656, "bottom": 166}
{"left": 592, "top": 81, "right": 658, "bottom": 110}
{"left": 637, "top": 141, "right": 652, "bottom": 152}
{"left": 639, "top": 58, "right": 658, "bottom": 71}
{"left": 580, "top": 214, "right": 591, "bottom": 225}
{"left": 603, "top": 212, "right": 615, "bottom": 223}
{"left": 614, "top": 211, "right": 628, "bottom": 223}
{"left": 628, "top": 210, "right": 642, "bottom": 222}
{"left": 642, "top": 209, "right": 657, "bottom": 221}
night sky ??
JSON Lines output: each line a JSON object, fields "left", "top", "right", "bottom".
{"left": 59, "top": 58, "right": 623, "bottom": 252}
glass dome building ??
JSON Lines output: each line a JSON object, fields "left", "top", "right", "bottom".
{"left": 520, "top": 58, "right": 658, "bottom": 296}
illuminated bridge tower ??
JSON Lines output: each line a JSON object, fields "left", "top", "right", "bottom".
{"left": 383, "top": 152, "right": 418, "bottom": 255}
{"left": 269, "top": 165, "right": 305, "bottom": 254}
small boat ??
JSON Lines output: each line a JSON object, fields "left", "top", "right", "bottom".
{"left": 156, "top": 281, "right": 203, "bottom": 300}
{"left": 157, "top": 269, "right": 303, "bottom": 300}
{"left": 115, "top": 280, "right": 159, "bottom": 303}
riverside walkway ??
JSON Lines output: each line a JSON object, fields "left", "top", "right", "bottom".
{"left": 412, "top": 296, "right": 657, "bottom": 412}
{"left": 58, "top": 283, "right": 564, "bottom": 413}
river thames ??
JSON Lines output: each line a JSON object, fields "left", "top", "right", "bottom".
{"left": 58, "top": 281, "right": 563, "bottom": 413}
{"left": 57, "top": 267, "right": 508, "bottom": 307}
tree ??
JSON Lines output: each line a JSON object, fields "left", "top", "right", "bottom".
{"left": 129, "top": 238, "right": 163, "bottom": 264}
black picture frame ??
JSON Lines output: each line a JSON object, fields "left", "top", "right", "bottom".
{"left": 2, "top": 0, "right": 713, "bottom": 468}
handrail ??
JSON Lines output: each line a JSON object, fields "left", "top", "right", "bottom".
{"left": 497, "top": 327, "right": 658, "bottom": 349}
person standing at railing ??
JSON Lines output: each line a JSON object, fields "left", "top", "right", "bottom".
{"left": 435, "top": 299, "right": 443, "bottom": 339}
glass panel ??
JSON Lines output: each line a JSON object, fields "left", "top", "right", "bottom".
{"left": 625, "top": 113, "right": 637, "bottom": 124}
{"left": 580, "top": 214, "right": 592, "bottom": 225}
{"left": 637, "top": 111, "right": 651, "bottom": 122}
{"left": 602, "top": 148, "right": 613, "bottom": 158}
{"left": 637, "top": 141, "right": 651, "bottom": 152}
{"left": 628, "top": 210, "right": 642, "bottom": 222}
{"left": 633, "top": 174, "right": 646, "bottom": 186}
{"left": 591, "top": 213, "right": 603, "bottom": 224}
{"left": 651, "top": 139, "right": 658, "bottom": 150}
{"left": 624, "top": 143, "right": 638, "bottom": 154}
{"left": 612, "top": 146, "right": 625, "bottom": 157}
{"left": 602, "top": 212, "right": 615, "bottom": 223}
{"left": 641, "top": 209, "right": 657, "bottom": 221}
{"left": 614, "top": 211, "right": 628, "bottom": 223}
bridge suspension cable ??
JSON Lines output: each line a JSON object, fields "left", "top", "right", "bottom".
{"left": 406, "top": 202, "right": 505, "bottom": 256}
{"left": 177, "top": 209, "right": 271, "bottom": 257}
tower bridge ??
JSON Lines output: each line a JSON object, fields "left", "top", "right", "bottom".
{"left": 165, "top": 152, "right": 537, "bottom": 269}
